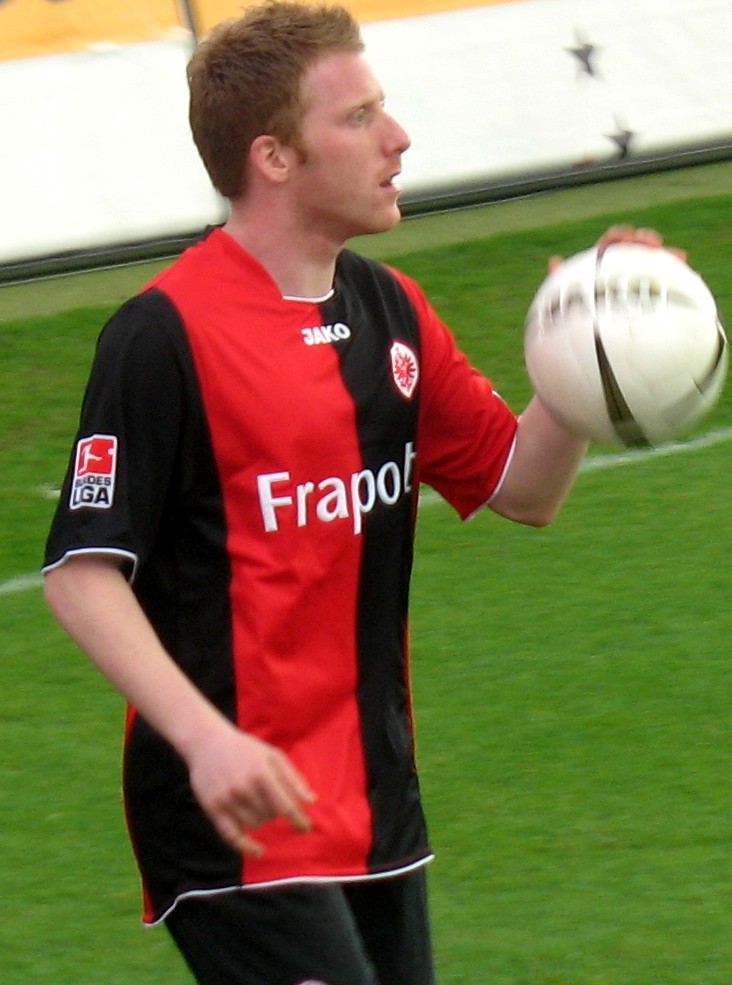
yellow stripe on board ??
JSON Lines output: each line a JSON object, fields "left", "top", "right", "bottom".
{"left": 191, "top": 0, "right": 517, "bottom": 35}
{"left": 0, "top": 0, "right": 182, "bottom": 61}
{"left": 0, "top": 0, "right": 519, "bottom": 61}
{"left": 352, "top": 0, "right": 516, "bottom": 21}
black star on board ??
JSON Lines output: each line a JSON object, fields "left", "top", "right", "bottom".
{"left": 606, "top": 118, "right": 636, "bottom": 159}
{"left": 567, "top": 33, "right": 600, "bottom": 78}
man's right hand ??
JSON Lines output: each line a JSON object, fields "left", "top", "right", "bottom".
{"left": 185, "top": 724, "right": 317, "bottom": 856}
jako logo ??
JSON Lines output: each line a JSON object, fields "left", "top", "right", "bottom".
{"left": 258, "top": 442, "right": 416, "bottom": 534}
{"left": 301, "top": 322, "right": 351, "bottom": 346}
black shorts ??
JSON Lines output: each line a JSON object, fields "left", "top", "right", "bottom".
{"left": 165, "top": 868, "right": 434, "bottom": 985}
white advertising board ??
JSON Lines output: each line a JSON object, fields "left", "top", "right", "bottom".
{"left": 0, "top": 0, "right": 730, "bottom": 266}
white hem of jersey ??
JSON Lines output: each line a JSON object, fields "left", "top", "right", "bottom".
{"left": 145, "top": 853, "right": 436, "bottom": 927}
{"left": 41, "top": 546, "right": 139, "bottom": 582}
{"left": 463, "top": 428, "right": 519, "bottom": 523}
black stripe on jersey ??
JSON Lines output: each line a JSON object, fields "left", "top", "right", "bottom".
{"left": 115, "top": 290, "right": 243, "bottom": 916}
{"left": 325, "top": 251, "right": 430, "bottom": 871}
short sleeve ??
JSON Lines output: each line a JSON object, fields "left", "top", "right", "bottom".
{"left": 43, "top": 290, "right": 196, "bottom": 577}
{"left": 391, "top": 269, "right": 519, "bottom": 519}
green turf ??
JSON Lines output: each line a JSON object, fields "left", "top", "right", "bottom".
{"left": 2, "top": 167, "right": 732, "bottom": 983}
{"left": 413, "top": 440, "right": 732, "bottom": 984}
{"left": 2, "top": 160, "right": 730, "bottom": 322}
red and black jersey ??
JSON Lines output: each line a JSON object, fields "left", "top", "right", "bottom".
{"left": 44, "top": 229, "right": 518, "bottom": 924}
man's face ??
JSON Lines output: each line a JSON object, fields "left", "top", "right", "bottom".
{"left": 288, "top": 50, "right": 411, "bottom": 244}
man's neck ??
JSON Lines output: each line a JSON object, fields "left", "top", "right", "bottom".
{"left": 224, "top": 206, "right": 341, "bottom": 300}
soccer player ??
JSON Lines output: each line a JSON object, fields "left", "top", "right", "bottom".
{"left": 42, "top": 3, "right": 665, "bottom": 983}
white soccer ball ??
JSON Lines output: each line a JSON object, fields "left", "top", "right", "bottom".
{"left": 523, "top": 243, "right": 728, "bottom": 447}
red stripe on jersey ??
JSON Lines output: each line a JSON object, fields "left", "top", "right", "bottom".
{"left": 150, "top": 231, "right": 376, "bottom": 881}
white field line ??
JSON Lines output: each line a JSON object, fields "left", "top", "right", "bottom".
{"left": 418, "top": 425, "right": 732, "bottom": 505}
{"left": 3, "top": 426, "right": 732, "bottom": 600}
{"left": 578, "top": 425, "right": 732, "bottom": 473}
{"left": 0, "top": 572, "right": 44, "bottom": 596}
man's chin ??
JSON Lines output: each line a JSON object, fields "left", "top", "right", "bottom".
{"left": 364, "top": 206, "right": 404, "bottom": 236}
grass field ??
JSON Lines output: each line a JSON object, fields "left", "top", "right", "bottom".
{"left": 2, "top": 163, "right": 732, "bottom": 984}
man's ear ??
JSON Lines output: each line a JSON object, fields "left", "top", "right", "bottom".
{"left": 249, "top": 134, "right": 293, "bottom": 184}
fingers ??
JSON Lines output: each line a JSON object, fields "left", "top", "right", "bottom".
{"left": 597, "top": 224, "right": 663, "bottom": 249}
{"left": 270, "top": 748, "right": 318, "bottom": 829}
{"left": 190, "top": 735, "right": 317, "bottom": 858}
{"left": 597, "top": 224, "right": 687, "bottom": 261}
{"left": 549, "top": 226, "right": 687, "bottom": 274}
{"left": 210, "top": 788, "right": 312, "bottom": 858}
{"left": 217, "top": 817, "right": 267, "bottom": 858}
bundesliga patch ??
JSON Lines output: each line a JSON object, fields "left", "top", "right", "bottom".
{"left": 70, "top": 434, "right": 118, "bottom": 510}
{"left": 390, "top": 340, "right": 419, "bottom": 400}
